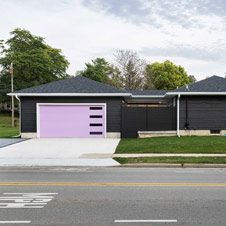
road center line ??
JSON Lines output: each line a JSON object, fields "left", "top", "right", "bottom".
{"left": 114, "top": 219, "right": 177, "bottom": 223}
{"left": 0, "top": 182, "right": 226, "bottom": 187}
{"left": 0, "top": 221, "right": 31, "bottom": 224}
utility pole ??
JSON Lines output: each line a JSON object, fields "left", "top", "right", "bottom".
{"left": 10, "top": 62, "right": 14, "bottom": 127}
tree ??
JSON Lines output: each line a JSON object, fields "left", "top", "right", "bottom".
{"left": 114, "top": 50, "right": 146, "bottom": 90}
{"left": 79, "top": 58, "right": 123, "bottom": 89}
{"left": 0, "top": 28, "right": 69, "bottom": 101}
{"left": 144, "top": 60, "right": 190, "bottom": 90}
{"left": 188, "top": 75, "right": 196, "bottom": 84}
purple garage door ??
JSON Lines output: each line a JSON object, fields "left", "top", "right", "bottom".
{"left": 39, "top": 105, "right": 105, "bottom": 138}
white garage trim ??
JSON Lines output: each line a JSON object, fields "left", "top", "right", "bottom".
{"left": 36, "top": 103, "right": 107, "bottom": 138}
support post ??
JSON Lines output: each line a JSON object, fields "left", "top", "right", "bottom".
{"left": 177, "top": 94, "right": 180, "bottom": 137}
{"left": 10, "top": 62, "right": 14, "bottom": 128}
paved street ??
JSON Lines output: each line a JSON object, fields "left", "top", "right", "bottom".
{"left": 0, "top": 167, "right": 226, "bottom": 225}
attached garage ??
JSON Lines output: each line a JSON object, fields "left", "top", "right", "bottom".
{"left": 37, "top": 104, "right": 106, "bottom": 138}
{"left": 9, "top": 76, "right": 130, "bottom": 138}
{"left": 8, "top": 75, "right": 226, "bottom": 139}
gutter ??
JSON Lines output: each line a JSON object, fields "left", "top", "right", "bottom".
{"left": 7, "top": 93, "right": 132, "bottom": 97}
{"left": 165, "top": 92, "right": 226, "bottom": 97}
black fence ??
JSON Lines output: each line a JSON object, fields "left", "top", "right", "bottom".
{"left": 121, "top": 106, "right": 176, "bottom": 138}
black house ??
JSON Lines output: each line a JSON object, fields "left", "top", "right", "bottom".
{"left": 8, "top": 75, "right": 226, "bottom": 138}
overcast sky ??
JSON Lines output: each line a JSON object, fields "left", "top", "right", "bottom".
{"left": 1, "top": 0, "right": 226, "bottom": 80}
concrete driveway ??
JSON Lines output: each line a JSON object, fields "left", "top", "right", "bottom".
{"left": 0, "top": 138, "right": 120, "bottom": 166}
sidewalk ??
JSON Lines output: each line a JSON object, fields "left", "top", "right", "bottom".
{"left": 113, "top": 153, "right": 226, "bottom": 158}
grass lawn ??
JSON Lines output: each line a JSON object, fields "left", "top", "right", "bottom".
{"left": 114, "top": 156, "right": 226, "bottom": 164}
{"left": 0, "top": 127, "right": 19, "bottom": 138}
{"left": 115, "top": 136, "right": 226, "bottom": 154}
{"left": 0, "top": 112, "right": 19, "bottom": 138}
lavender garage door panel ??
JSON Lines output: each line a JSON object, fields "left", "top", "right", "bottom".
{"left": 39, "top": 105, "right": 105, "bottom": 138}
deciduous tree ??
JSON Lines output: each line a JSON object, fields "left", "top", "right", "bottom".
{"left": 79, "top": 58, "right": 123, "bottom": 89}
{"left": 0, "top": 28, "right": 69, "bottom": 101}
{"left": 144, "top": 60, "right": 190, "bottom": 90}
{"left": 114, "top": 50, "right": 146, "bottom": 90}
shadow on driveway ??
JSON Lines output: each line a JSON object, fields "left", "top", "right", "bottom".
{"left": 0, "top": 139, "right": 27, "bottom": 148}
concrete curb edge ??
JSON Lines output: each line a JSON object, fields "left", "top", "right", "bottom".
{"left": 116, "top": 163, "right": 226, "bottom": 168}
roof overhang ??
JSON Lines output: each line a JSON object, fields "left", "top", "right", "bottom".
{"left": 165, "top": 92, "right": 226, "bottom": 97}
{"left": 7, "top": 93, "right": 132, "bottom": 97}
{"left": 131, "top": 95, "right": 165, "bottom": 98}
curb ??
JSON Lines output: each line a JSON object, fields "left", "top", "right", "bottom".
{"left": 116, "top": 163, "right": 226, "bottom": 168}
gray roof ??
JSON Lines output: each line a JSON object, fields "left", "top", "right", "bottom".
{"left": 11, "top": 75, "right": 226, "bottom": 97}
{"left": 175, "top": 76, "right": 226, "bottom": 92}
{"left": 128, "top": 90, "right": 168, "bottom": 95}
{"left": 13, "top": 76, "right": 127, "bottom": 94}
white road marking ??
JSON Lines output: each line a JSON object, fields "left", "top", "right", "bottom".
{"left": 114, "top": 219, "right": 178, "bottom": 223}
{"left": 49, "top": 168, "right": 93, "bottom": 172}
{"left": 3, "top": 193, "right": 58, "bottom": 195}
{"left": 0, "top": 193, "right": 57, "bottom": 208}
{"left": 0, "top": 221, "right": 31, "bottom": 224}
{"left": 0, "top": 203, "right": 46, "bottom": 208}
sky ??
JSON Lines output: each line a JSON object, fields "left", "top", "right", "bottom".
{"left": 0, "top": 0, "right": 226, "bottom": 80}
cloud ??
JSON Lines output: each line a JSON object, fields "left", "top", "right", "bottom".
{"left": 0, "top": 0, "right": 225, "bottom": 80}
{"left": 141, "top": 45, "right": 226, "bottom": 62}
{"left": 82, "top": 0, "right": 226, "bottom": 29}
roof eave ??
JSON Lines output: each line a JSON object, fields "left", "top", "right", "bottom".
{"left": 165, "top": 92, "right": 226, "bottom": 96}
{"left": 7, "top": 93, "right": 132, "bottom": 97}
{"left": 131, "top": 95, "right": 165, "bottom": 98}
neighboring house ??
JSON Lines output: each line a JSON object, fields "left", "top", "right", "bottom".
{"left": 7, "top": 75, "right": 226, "bottom": 138}
{"left": 0, "top": 101, "right": 18, "bottom": 112}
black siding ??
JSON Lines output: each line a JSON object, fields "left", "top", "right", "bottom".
{"left": 180, "top": 96, "right": 226, "bottom": 130}
{"left": 121, "top": 106, "right": 176, "bottom": 138}
{"left": 20, "top": 96, "right": 122, "bottom": 133}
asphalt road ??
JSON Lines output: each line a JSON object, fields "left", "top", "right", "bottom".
{"left": 0, "top": 167, "right": 226, "bottom": 226}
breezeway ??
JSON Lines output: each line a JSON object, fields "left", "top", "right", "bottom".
{"left": 0, "top": 138, "right": 120, "bottom": 166}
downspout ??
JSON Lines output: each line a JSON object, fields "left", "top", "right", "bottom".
{"left": 15, "top": 95, "right": 21, "bottom": 137}
{"left": 177, "top": 94, "right": 180, "bottom": 137}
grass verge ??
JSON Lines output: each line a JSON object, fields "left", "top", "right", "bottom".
{"left": 114, "top": 157, "right": 226, "bottom": 164}
{"left": 115, "top": 136, "right": 226, "bottom": 154}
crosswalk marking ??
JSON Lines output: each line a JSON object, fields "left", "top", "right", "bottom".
{"left": 0, "top": 221, "right": 31, "bottom": 224}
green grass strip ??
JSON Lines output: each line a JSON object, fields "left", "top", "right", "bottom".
{"left": 114, "top": 156, "right": 226, "bottom": 164}
{"left": 115, "top": 136, "right": 226, "bottom": 154}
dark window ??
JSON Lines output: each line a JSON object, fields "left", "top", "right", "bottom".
{"left": 89, "top": 107, "right": 102, "bottom": 110}
{"left": 89, "top": 115, "right": 103, "bottom": 118}
{"left": 90, "top": 123, "right": 102, "bottom": 127}
{"left": 90, "top": 132, "right": 103, "bottom": 135}
{"left": 210, "top": 130, "right": 220, "bottom": 134}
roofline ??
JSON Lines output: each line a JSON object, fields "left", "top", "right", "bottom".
{"left": 7, "top": 91, "right": 226, "bottom": 98}
{"left": 131, "top": 95, "right": 165, "bottom": 98}
{"left": 7, "top": 93, "right": 132, "bottom": 97}
{"left": 165, "top": 92, "right": 226, "bottom": 96}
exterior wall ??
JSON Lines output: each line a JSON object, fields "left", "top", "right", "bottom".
{"left": 20, "top": 96, "right": 123, "bottom": 135}
{"left": 138, "top": 131, "right": 177, "bottom": 138}
{"left": 21, "top": 132, "right": 121, "bottom": 139}
{"left": 179, "top": 130, "right": 210, "bottom": 136}
{"left": 179, "top": 96, "right": 226, "bottom": 130}
{"left": 21, "top": 133, "right": 37, "bottom": 138}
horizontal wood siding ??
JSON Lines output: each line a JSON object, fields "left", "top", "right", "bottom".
{"left": 180, "top": 96, "right": 226, "bottom": 130}
{"left": 20, "top": 96, "right": 122, "bottom": 133}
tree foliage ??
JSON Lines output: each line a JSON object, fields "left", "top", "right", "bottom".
{"left": 79, "top": 58, "right": 123, "bottom": 89}
{"left": 188, "top": 75, "right": 197, "bottom": 84}
{"left": 114, "top": 50, "right": 146, "bottom": 90}
{"left": 0, "top": 28, "right": 69, "bottom": 101}
{"left": 144, "top": 60, "right": 190, "bottom": 90}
